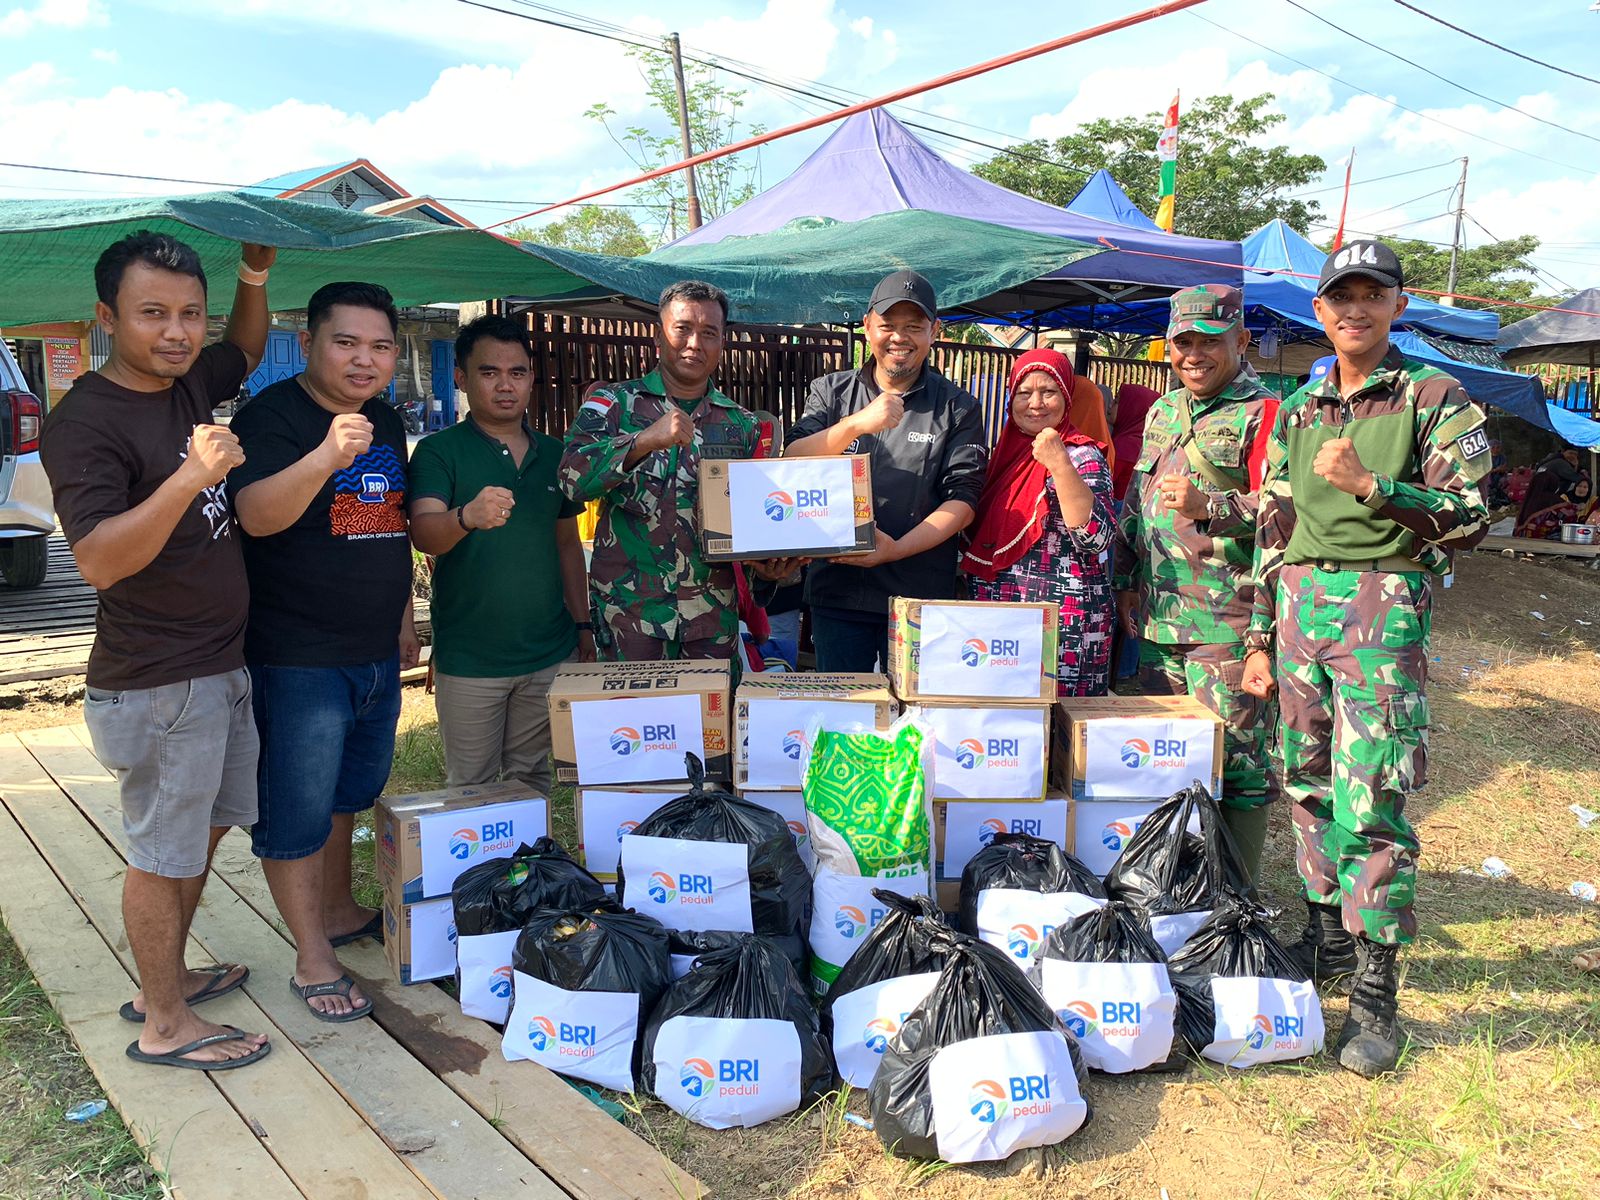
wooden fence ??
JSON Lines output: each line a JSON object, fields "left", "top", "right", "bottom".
{"left": 514, "top": 311, "right": 1172, "bottom": 440}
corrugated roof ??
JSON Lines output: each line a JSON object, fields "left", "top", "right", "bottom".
{"left": 250, "top": 162, "right": 358, "bottom": 194}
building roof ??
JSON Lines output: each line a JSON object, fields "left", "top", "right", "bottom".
{"left": 368, "top": 196, "right": 475, "bottom": 229}
{"left": 251, "top": 159, "right": 409, "bottom": 201}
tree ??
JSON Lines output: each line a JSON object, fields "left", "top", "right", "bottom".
{"left": 972, "top": 93, "right": 1326, "bottom": 242}
{"left": 587, "top": 45, "right": 765, "bottom": 242}
{"left": 1387, "top": 235, "right": 1558, "bottom": 324}
{"left": 506, "top": 205, "right": 652, "bottom": 257}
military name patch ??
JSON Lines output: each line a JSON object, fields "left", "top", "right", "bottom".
{"left": 1456, "top": 428, "right": 1489, "bottom": 460}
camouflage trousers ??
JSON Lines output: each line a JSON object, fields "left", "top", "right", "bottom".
{"left": 1139, "top": 640, "right": 1276, "bottom": 810}
{"left": 1276, "top": 564, "right": 1430, "bottom": 946}
{"left": 593, "top": 599, "right": 737, "bottom": 664}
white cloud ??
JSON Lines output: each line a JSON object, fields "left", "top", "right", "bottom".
{"left": 850, "top": 16, "right": 873, "bottom": 38}
{"left": 0, "top": 0, "right": 104, "bottom": 36}
{"left": 4, "top": 61, "right": 57, "bottom": 91}
{"left": 89, "top": 47, "right": 117, "bottom": 63}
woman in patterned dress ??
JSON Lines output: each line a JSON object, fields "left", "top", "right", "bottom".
{"left": 961, "top": 348, "right": 1116, "bottom": 696}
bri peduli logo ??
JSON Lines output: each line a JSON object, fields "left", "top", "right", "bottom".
{"left": 616, "top": 819, "right": 640, "bottom": 842}
{"left": 450, "top": 817, "right": 518, "bottom": 861}
{"left": 955, "top": 738, "right": 986, "bottom": 769}
{"left": 527, "top": 1014, "right": 599, "bottom": 1057}
{"left": 977, "top": 817, "right": 1008, "bottom": 847}
{"left": 1120, "top": 736, "right": 1189, "bottom": 770}
{"left": 1101, "top": 819, "right": 1140, "bottom": 853}
{"left": 610, "top": 726, "right": 642, "bottom": 755}
{"left": 961, "top": 637, "right": 1023, "bottom": 668}
{"left": 785, "top": 819, "right": 810, "bottom": 848}
{"left": 863, "top": 1016, "right": 901, "bottom": 1054}
{"left": 782, "top": 729, "right": 809, "bottom": 761}
{"left": 764, "top": 490, "right": 795, "bottom": 521}
{"left": 1006, "top": 923, "right": 1053, "bottom": 960}
{"left": 611, "top": 723, "right": 680, "bottom": 756}
{"left": 488, "top": 966, "right": 514, "bottom": 1000}
{"left": 448, "top": 828, "right": 479, "bottom": 860}
{"left": 978, "top": 816, "right": 1047, "bottom": 846}
{"left": 647, "top": 870, "right": 716, "bottom": 906}
{"left": 968, "top": 1079, "right": 1009, "bottom": 1124}
{"left": 1245, "top": 1012, "right": 1305, "bottom": 1052}
{"left": 835, "top": 904, "right": 868, "bottom": 939}
{"left": 1060, "top": 1000, "right": 1099, "bottom": 1040}
{"left": 682, "top": 1055, "right": 761, "bottom": 1098}
{"left": 764, "top": 488, "right": 830, "bottom": 521}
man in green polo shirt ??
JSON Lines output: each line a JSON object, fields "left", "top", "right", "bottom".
{"left": 409, "top": 315, "right": 591, "bottom": 793}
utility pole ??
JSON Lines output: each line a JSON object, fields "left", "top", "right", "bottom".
{"left": 666, "top": 33, "right": 702, "bottom": 231}
{"left": 1443, "top": 156, "right": 1468, "bottom": 307}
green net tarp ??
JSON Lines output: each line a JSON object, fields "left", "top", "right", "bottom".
{"left": 0, "top": 194, "right": 1101, "bottom": 328}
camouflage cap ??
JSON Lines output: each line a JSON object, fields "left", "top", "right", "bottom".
{"left": 1168, "top": 284, "right": 1244, "bottom": 337}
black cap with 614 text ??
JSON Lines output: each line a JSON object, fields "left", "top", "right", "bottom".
{"left": 1317, "top": 239, "right": 1405, "bottom": 295}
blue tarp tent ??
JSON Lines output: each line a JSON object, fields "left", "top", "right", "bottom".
{"left": 1066, "top": 170, "right": 1161, "bottom": 232}
{"left": 665, "top": 108, "right": 1241, "bottom": 316}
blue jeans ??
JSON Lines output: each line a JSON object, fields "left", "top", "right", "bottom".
{"left": 249, "top": 655, "right": 401, "bottom": 860}
{"left": 810, "top": 608, "right": 889, "bottom": 673}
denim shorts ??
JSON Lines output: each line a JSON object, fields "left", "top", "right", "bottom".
{"left": 84, "top": 668, "right": 258, "bottom": 879}
{"left": 249, "top": 655, "right": 401, "bottom": 860}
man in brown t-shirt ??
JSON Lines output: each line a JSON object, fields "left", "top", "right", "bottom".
{"left": 40, "top": 231, "right": 275, "bottom": 1072}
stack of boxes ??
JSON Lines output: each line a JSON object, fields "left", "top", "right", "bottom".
{"left": 886, "top": 597, "right": 1071, "bottom": 909}
{"left": 547, "top": 660, "right": 731, "bottom": 883}
{"left": 375, "top": 782, "right": 548, "bottom": 983}
{"left": 731, "top": 673, "right": 899, "bottom": 870}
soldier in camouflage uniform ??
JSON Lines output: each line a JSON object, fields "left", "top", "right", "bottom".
{"left": 1113, "top": 284, "right": 1280, "bottom": 882}
{"left": 559, "top": 281, "right": 779, "bottom": 662}
{"left": 1241, "top": 240, "right": 1491, "bottom": 1077}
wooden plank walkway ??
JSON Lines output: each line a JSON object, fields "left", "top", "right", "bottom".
{"left": 0, "top": 724, "right": 703, "bottom": 1200}
{"left": 0, "top": 537, "right": 433, "bottom": 686}
{"left": 1478, "top": 533, "right": 1600, "bottom": 559}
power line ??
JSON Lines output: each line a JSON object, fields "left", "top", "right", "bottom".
{"left": 1282, "top": 159, "right": 1456, "bottom": 199}
{"left": 1280, "top": 0, "right": 1600, "bottom": 147}
{"left": 1466, "top": 212, "right": 1576, "bottom": 294}
{"left": 1189, "top": 11, "right": 1592, "bottom": 174}
{"left": 1390, "top": 1, "right": 1600, "bottom": 88}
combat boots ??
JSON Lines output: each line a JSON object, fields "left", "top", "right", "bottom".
{"left": 1337, "top": 940, "right": 1402, "bottom": 1077}
{"left": 1285, "top": 901, "right": 1360, "bottom": 985}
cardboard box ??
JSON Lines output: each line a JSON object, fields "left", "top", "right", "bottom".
{"left": 1071, "top": 797, "right": 1199, "bottom": 877}
{"left": 910, "top": 702, "right": 1051, "bottom": 801}
{"left": 934, "top": 796, "right": 1074, "bottom": 879}
{"left": 699, "top": 454, "right": 875, "bottom": 561}
{"left": 888, "top": 598, "right": 1059, "bottom": 703}
{"left": 382, "top": 895, "right": 456, "bottom": 985}
{"left": 574, "top": 785, "right": 686, "bottom": 881}
{"left": 1050, "top": 695, "right": 1224, "bottom": 801}
{"left": 549, "top": 660, "right": 731, "bottom": 785}
{"left": 376, "top": 783, "right": 547, "bottom": 907}
{"left": 735, "top": 673, "right": 897, "bottom": 790}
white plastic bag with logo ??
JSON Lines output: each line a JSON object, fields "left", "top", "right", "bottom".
{"left": 927, "top": 1031, "right": 1088, "bottom": 1163}
{"left": 456, "top": 929, "right": 520, "bottom": 1022}
{"left": 501, "top": 972, "right": 642, "bottom": 1090}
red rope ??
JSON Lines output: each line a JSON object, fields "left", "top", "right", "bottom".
{"left": 485, "top": 0, "right": 1211, "bottom": 230}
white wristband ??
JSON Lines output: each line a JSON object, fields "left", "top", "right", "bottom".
{"left": 237, "top": 261, "right": 269, "bottom": 286}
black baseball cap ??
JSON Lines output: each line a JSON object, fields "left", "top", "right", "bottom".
{"left": 1317, "top": 239, "right": 1405, "bottom": 295}
{"left": 868, "top": 269, "right": 938, "bottom": 319}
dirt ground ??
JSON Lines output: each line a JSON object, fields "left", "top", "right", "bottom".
{"left": 2, "top": 547, "right": 1598, "bottom": 1200}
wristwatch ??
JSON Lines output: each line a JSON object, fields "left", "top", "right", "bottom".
{"left": 575, "top": 621, "right": 593, "bottom": 632}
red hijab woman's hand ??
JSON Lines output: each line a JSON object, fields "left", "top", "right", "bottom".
{"left": 1030, "top": 428, "right": 1076, "bottom": 477}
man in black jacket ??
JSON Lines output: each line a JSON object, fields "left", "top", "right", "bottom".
{"left": 786, "top": 270, "right": 988, "bottom": 670}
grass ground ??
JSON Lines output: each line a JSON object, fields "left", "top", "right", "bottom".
{"left": 2, "top": 548, "right": 1597, "bottom": 1199}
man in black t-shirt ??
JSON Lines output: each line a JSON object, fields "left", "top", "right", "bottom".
{"left": 40, "top": 231, "right": 274, "bottom": 1071}
{"left": 231, "top": 281, "right": 416, "bottom": 1023}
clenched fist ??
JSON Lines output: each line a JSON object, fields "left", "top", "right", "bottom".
{"left": 463, "top": 485, "right": 516, "bottom": 531}
{"left": 1158, "top": 472, "right": 1211, "bottom": 521}
{"left": 1313, "top": 437, "right": 1374, "bottom": 497}
{"left": 635, "top": 408, "right": 695, "bottom": 455}
{"left": 317, "top": 413, "right": 374, "bottom": 472}
{"left": 1031, "top": 428, "right": 1075, "bottom": 476}
{"left": 1241, "top": 650, "right": 1276, "bottom": 700}
{"left": 855, "top": 390, "right": 906, "bottom": 435}
{"left": 179, "top": 424, "right": 245, "bottom": 489}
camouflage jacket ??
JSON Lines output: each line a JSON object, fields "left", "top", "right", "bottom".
{"left": 1112, "top": 364, "right": 1279, "bottom": 644}
{"left": 1245, "top": 350, "right": 1491, "bottom": 654}
{"left": 558, "top": 370, "right": 762, "bottom": 645}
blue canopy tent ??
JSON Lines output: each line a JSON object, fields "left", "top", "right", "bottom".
{"left": 662, "top": 108, "right": 1242, "bottom": 320}
{"left": 1065, "top": 169, "right": 1161, "bottom": 232}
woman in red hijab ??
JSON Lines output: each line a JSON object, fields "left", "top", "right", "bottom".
{"left": 962, "top": 348, "right": 1116, "bottom": 696}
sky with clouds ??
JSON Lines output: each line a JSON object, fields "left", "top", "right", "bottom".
{"left": 3, "top": 0, "right": 1599, "bottom": 299}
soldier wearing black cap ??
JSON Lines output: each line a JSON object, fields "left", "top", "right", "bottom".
{"left": 1240, "top": 239, "right": 1492, "bottom": 1078}
{"left": 786, "top": 270, "right": 988, "bottom": 670}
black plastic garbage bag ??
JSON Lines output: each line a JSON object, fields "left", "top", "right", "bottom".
{"left": 821, "top": 891, "right": 953, "bottom": 1088}
{"left": 868, "top": 932, "right": 1091, "bottom": 1163}
{"left": 452, "top": 837, "right": 608, "bottom": 937}
{"left": 665, "top": 928, "right": 748, "bottom": 978}
{"left": 958, "top": 832, "right": 1108, "bottom": 970}
{"left": 641, "top": 934, "right": 831, "bottom": 1129}
{"left": 499, "top": 900, "right": 671, "bottom": 1091}
{"left": 452, "top": 837, "right": 608, "bottom": 1021}
{"left": 1103, "top": 783, "right": 1255, "bottom": 957}
{"left": 617, "top": 754, "right": 811, "bottom": 977}
{"left": 1166, "top": 899, "right": 1325, "bottom": 1068}
{"left": 1029, "top": 901, "right": 1181, "bottom": 1074}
